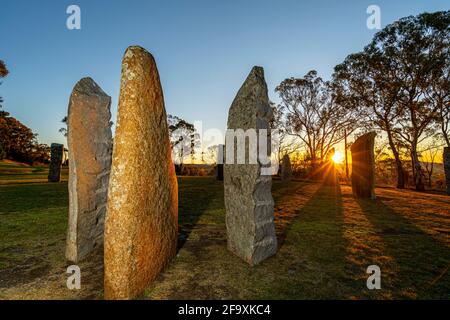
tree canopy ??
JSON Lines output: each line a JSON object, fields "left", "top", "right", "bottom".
{"left": 0, "top": 60, "right": 9, "bottom": 109}
{"left": 0, "top": 60, "right": 50, "bottom": 164}
{"left": 275, "top": 70, "right": 360, "bottom": 165}
{"left": 333, "top": 10, "right": 449, "bottom": 190}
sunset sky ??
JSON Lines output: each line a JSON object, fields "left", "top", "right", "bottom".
{"left": 1, "top": 0, "right": 448, "bottom": 148}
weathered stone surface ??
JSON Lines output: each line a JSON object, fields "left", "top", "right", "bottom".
{"left": 444, "top": 147, "right": 450, "bottom": 195}
{"left": 216, "top": 144, "right": 224, "bottom": 181}
{"left": 351, "top": 132, "right": 376, "bottom": 199}
{"left": 65, "top": 77, "right": 112, "bottom": 263}
{"left": 104, "top": 46, "right": 178, "bottom": 299}
{"left": 224, "top": 66, "right": 277, "bottom": 266}
{"left": 48, "top": 143, "right": 64, "bottom": 182}
{"left": 281, "top": 154, "right": 292, "bottom": 181}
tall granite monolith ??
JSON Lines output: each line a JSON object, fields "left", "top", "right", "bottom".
{"left": 351, "top": 132, "right": 376, "bottom": 199}
{"left": 281, "top": 154, "right": 292, "bottom": 181}
{"left": 104, "top": 46, "right": 178, "bottom": 299}
{"left": 444, "top": 147, "right": 450, "bottom": 195}
{"left": 65, "top": 77, "right": 112, "bottom": 263}
{"left": 224, "top": 66, "right": 277, "bottom": 266}
{"left": 48, "top": 143, "right": 64, "bottom": 182}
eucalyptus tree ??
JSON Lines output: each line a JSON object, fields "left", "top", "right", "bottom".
{"left": 334, "top": 11, "right": 450, "bottom": 190}
{"left": 333, "top": 50, "right": 406, "bottom": 188}
{"left": 373, "top": 11, "right": 450, "bottom": 190}
{"left": 276, "top": 70, "right": 359, "bottom": 170}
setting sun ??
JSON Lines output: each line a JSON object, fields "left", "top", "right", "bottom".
{"left": 332, "top": 151, "right": 344, "bottom": 164}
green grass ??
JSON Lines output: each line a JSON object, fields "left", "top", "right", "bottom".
{"left": 0, "top": 160, "right": 449, "bottom": 299}
{"left": 0, "top": 161, "right": 68, "bottom": 184}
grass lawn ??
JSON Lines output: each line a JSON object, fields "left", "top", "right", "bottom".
{"left": 0, "top": 161, "right": 449, "bottom": 299}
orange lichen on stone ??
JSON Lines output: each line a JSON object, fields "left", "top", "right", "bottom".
{"left": 104, "top": 46, "right": 178, "bottom": 300}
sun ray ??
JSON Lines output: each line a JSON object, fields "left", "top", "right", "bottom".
{"left": 332, "top": 151, "right": 344, "bottom": 164}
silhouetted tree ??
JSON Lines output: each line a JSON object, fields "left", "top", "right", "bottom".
{"left": 0, "top": 60, "right": 8, "bottom": 110}
{"left": 334, "top": 11, "right": 450, "bottom": 190}
{"left": 269, "top": 102, "right": 302, "bottom": 172}
{"left": 59, "top": 116, "right": 68, "bottom": 137}
{"left": 334, "top": 51, "right": 406, "bottom": 188}
{"left": 422, "top": 143, "right": 440, "bottom": 188}
{"left": 276, "top": 70, "right": 359, "bottom": 171}
{"left": 0, "top": 60, "right": 8, "bottom": 157}
{"left": 378, "top": 11, "right": 449, "bottom": 191}
{"left": 167, "top": 114, "right": 200, "bottom": 164}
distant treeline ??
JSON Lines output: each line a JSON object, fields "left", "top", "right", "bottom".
{"left": 0, "top": 110, "right": 50, "bottom": 165}
{"left": 0, "top": 60, "right": 50, "bottom": 165}
{"left": 272, "top": 11, "right": 449, "bottom": 191}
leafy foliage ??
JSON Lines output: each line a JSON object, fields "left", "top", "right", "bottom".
{"left": 275, "top": 70, "right": 360, "bottom": 165}
{"left": 0, "top": 111, "right": 50, "bottom": 164}
{"left": 0, "top": 60, "right": 9, "bottom": 109}
{"left": 333, "top": 10, "right": 450, "bottom": 190}
{"left": 167, "top": 114, "right": 200, "bottom": 164}
{"left": 0, "top": 61, "right": 50, "bottom": 164}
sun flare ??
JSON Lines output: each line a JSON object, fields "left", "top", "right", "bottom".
{"left": 332, "top": 151, "right": 344, "bottom": 164}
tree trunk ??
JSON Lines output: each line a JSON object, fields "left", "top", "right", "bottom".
{"left": 411, "top": 145, "right": 425, "bottom": 191}
{"left": 428, "top": 172, "right": 433, "bottom": 188}
{"left": 441, "top": 120, "right": 450, "bottom": 147}
{"left": 386, "top": 131, "right": 405, "bottom": 189}
{"left": 344, "top": 130, "right": 349, "bottom": 180}
{"left": 444, "top": 147, "right": 450, "bottom": 195}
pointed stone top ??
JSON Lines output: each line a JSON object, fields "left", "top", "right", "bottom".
{"left": 227, "top": 66, "right": 271, "bottom": 130}
{"left": 120, "top": 46, "right": 159, "bottom": 86}
{"left": 123, "top": 45, "right": 155, "bottom": 64}
{"left": 73, "top": 77, "right": 108, "bottom": 97}
{"left": 248, "top": 65, "right": 264, "bottom": 79}
{"left": 352, "top": 132, "right": 377, "bottom": 151}
{"left": 239, "top": 66, "right": 266, "bottom": 92}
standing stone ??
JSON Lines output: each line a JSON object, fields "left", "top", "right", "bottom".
{"left": 216, "top": 144, "right": 224, "bottom": 181}
{"left": 48, "top": 143, "right": 64, "bottom": 182}
{"left": 351, "top": 132, "right": 376, "bottom": 199}
{"left": 104, "top": 46, "right": 178, "bottom": 300}
{"left": 281, "top": 154, "right": 292, "bottom": 181}
{"left": 444, "top": 147, "right": 450, "bottom": 195}
{"left": 224, "top": 66, "right": 277, "bottom": 266}
{"left": 65, "top": 77, "right": 112, "bottom": 263}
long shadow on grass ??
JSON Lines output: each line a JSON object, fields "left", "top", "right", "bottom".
{"left": 272, "top": 180, "right": 321, "bottom": 248}
{"left": 357, "top": 197, "right": 450, "bottom": 299}
{"left": 177, "top": 177, "right": 224, "bottom": 252}
{"left": 270, "top": 183, "right": 350, "bottom": 298}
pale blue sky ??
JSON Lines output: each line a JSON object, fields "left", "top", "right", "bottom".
{"left": 0, "top": 0, "right": 448, "bottom": 146}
